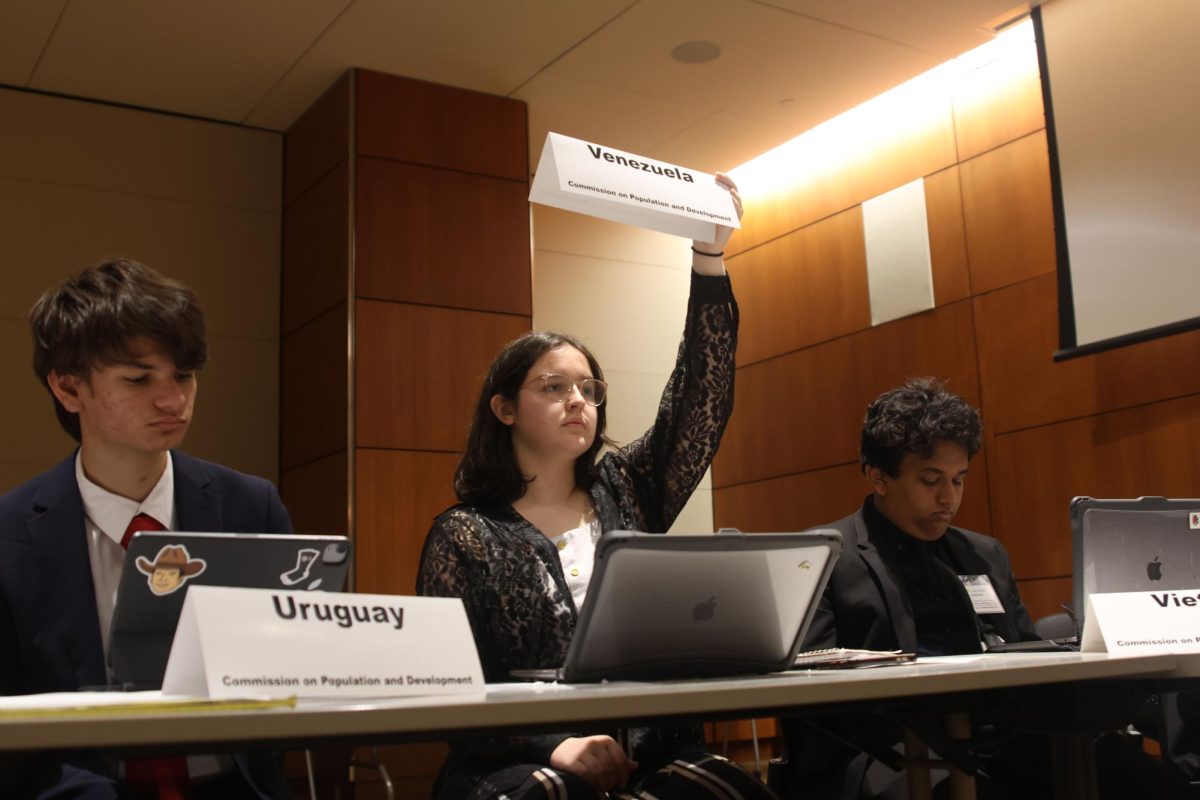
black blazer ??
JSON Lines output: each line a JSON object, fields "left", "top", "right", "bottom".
{"left": 0, "top": 450, "right": 292, "bottom": 798}
{"left": 802, "top": 504, "right": 1037, "bottom": 653}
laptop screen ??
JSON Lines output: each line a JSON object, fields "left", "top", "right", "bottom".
{"left": 562, "top": 530, "right": 841, "bottom": 682}
{"left": 1072, "top": 496, "right": 1200, "bottom": 623}
{"left": 109, "top": 531, "right": 352, "bottom": 688}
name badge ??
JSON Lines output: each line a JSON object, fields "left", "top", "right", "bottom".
{"left": 958, "top": 574, "right": 1005, "bottom": 614}
{"left": 529, "top": 132, "right": 740, "bottom": 243}
{"left": 162, "top": 586, "right": 484, "bottom": 699}
{"left": 1082, "top": 590, "right": 1200, "bottom": 654}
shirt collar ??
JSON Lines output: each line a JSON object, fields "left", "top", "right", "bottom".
{"left": 863, "top": 494, "right": 945, "bottom": 555}
{"left": 76, "top": 452, "right": 176, "bottom": 546}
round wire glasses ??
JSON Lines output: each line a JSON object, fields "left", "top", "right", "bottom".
{"left": 522, "top": 373, "right": 608, "bottom": 406}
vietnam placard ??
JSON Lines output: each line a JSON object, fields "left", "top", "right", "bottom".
{"left": 529, "top": 132, "right": 739, "bottom": 243}
{"left": 161, "top": 586, "right": 485, "bottom": 699}
{"left": 1081, "top": 590, "right": 1200, "bottom": 654}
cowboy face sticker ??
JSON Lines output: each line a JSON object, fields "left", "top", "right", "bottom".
{"left": 135, "top": 544, "right": 207, "bottom": 596}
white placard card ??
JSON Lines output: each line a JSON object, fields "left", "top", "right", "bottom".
{"left": 1081, "top": 590, "right": 1200, "bottom": 654}
{"left": 529, "top": 132, "right": 740, "bottom": 243}
{"left": 161, "top": 586, "right": 484, "bottom": 698}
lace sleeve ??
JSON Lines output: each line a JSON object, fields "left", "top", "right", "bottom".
{"left": 607, "top": 271, "right": 738, "bottom": 531}
{"left": 417, "top": 512, "right": 577, "bottom": 766}
{"left": 417, "top": 511, "right": 502, "bottom": 672}
{"left": 416, "top": 512, "right": 474, "bottom": 601}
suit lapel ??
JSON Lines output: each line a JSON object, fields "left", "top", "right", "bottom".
{"left": 853, "top": 508, "right": 919, "bottom": 652}
{"left": 942, "top": 529, "right": 1004, "bottom": 633}
{"left": 171, "top": 451, "right": 223, "bottom": 532}
{"left": 941, "top": 529, "right": 991, "bottom": 577}
{"left": 27, "top": 454, "right": 107, "bottom": 688}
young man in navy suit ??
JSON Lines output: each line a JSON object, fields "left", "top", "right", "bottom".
{"left": 0, "top": 259, "right": 291, "bottom": 798}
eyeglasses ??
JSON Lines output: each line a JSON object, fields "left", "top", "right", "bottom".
{"left": 522, "top": 373, "right": 608, "bottom": 406}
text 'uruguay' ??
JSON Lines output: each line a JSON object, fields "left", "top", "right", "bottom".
{"left": 272, "top": 594, "right": 404, "bottom": 630}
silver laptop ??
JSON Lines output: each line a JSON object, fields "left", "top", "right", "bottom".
{"left": 512, "top": 529, "right": 841, "bottom": 683}
{"left": 108, "top": 531, "right": 352, "bottom": 688}
{"left": 1072, "top": 496, "right": 1200, "bottom": 623}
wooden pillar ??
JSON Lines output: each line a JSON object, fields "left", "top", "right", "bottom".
{"left": 280, "top": 68, "right": 531, "bottom": 796}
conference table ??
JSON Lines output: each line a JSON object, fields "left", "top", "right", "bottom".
{"left": 0, "top": 650, "right": 1189, "bottom": 798}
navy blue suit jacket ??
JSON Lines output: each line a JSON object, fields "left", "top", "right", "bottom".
{"left": 0, "top": 450, "right": 292, "bottom": 797}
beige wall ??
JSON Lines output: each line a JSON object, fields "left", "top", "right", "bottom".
{"left": 0, "top": 88, "right": 283, "bottom": 491}
{"left": 531, "top": 204, "right": 715, "bottom": 532}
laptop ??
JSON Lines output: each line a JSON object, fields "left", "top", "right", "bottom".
{"left": 1072, "top": 496, "right": 1200, "bottom": 625}
{"left": 512, "top": 529, "right": 841, "bottom": 683}
{"left": 108, "top": 531, "right": 352, "bottom": 688}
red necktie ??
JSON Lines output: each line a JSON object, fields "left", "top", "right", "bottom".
{"left": 125, "top": 758, "right": 190, "bottom": 799}
{"left": 119, "top": 512, "right": 188, "bottom": 798}
{"left": 120, "top": 512, "right": 166, "bottom": 550}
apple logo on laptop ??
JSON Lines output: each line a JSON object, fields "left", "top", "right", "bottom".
{"left": 1148, "top": 555, "right": 1163, "bottom": 581}
{"left": 693, "top": 596, "right": 717, "bottom": 621}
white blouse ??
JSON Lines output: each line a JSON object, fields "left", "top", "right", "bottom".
{"left": 551, "top": 517, "right": 603, "bottom": 612}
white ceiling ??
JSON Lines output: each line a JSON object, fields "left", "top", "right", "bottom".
{"left": 0, "top": 0, "right": 1027, "bottom": 172}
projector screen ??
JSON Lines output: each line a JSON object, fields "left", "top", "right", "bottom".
{"left": 1034, "top": 0, "right": 1200, "bottom": 360}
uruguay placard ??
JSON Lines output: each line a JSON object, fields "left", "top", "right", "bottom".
{"left": 1081, "top": 590, "right": 1200, "bottom": 654}
{"left": 161, "top": 586, "right": 484, "bottom": 699}
{"left": 529, "top": 132, "right": 740, "bottom": 243}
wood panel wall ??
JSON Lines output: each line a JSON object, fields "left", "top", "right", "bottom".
{"left": 0, "top": 88, "right": 283, "bottom": 491}
{"left": 713, "top": 40, "right": 1200, "bottom": 624}
{"left": 280, "top": 68, "right": 530, "bottom": 798}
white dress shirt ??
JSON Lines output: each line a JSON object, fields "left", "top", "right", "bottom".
{"left": 76, "top": 452, "right": 176, "bottom": 667}
{"left": 75, "top": 453, "right": 229, "bottom": 778}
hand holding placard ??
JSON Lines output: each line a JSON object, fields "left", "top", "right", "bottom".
{"left": 691, "top": 172, "right": 743, "bottom": 277}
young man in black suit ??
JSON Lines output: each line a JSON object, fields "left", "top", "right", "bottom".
{"left": 775, "top": 379, "right": 1043, "bottom": 799}
{"left": 804, "top": 377, "right": 1036, "bottom": 655}
{"left": 0, "top": 259, "right": 290, "bottom": 799}
{"left": 779, "top": 380, "right": 1191, "bottom": 798}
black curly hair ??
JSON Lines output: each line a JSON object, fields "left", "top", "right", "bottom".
{"left": 859, "top": 378, "right": 982, "bottom": 477}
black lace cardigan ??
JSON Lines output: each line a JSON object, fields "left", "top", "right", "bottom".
{"left": 417, "top": 271, "right": 737, "bottom": 791}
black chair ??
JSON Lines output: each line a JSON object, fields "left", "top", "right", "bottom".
{"left": 1033, "top": 611, "right": 1076, "bottom": 640}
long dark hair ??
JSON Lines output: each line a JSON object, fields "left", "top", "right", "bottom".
{"left": 455, "top": 331, "right": 611, "bottom": 506}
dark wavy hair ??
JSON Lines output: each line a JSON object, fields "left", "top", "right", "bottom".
{"left": 455, "top": 331, "right": 611, "bottom": 506}
{"left": 859, "top": 378, "right": 982, "bottom": 477}
{"left": 29, "top": 258, "right": 207, "bottom": 442}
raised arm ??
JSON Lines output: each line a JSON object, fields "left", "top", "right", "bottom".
{"left": 604, "top": 175, "right": 742, "bottom": 531}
